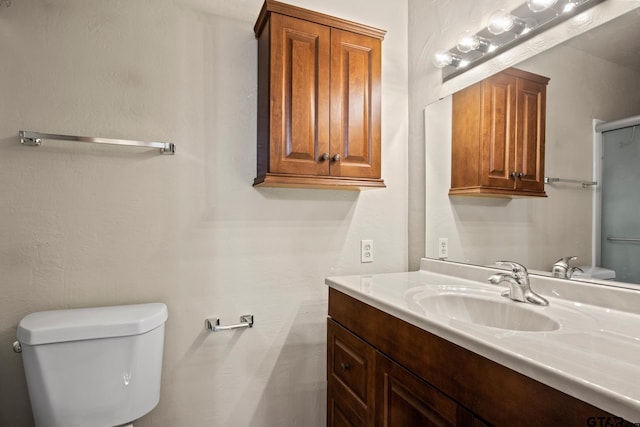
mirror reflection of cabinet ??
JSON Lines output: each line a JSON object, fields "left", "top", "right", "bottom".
{"left": 253, "top": 0, "right": 385, "bottom": 190}
{"left": 449, "top": 68, "right": 549, "bottom": 198}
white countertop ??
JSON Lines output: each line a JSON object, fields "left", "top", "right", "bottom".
{"left": 326, "top": 260, "right": 640, "bottom": 422}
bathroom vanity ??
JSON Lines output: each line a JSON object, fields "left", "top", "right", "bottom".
{"left": 326, "top": 259, "right": 640, "bottom": 426}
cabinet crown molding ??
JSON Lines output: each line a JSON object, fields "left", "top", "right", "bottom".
{"left": 254, "top": 0, "right": 386, "bottom": 40}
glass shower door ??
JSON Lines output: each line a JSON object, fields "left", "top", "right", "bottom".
{"left": 601, "top": 124, "right": 640, "bottom": 284}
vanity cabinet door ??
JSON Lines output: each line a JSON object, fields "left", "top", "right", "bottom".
{"left": 328, "top": 319, "right": 376, "bottom": 427}
{"left": 375, "top": 352, "right": 486, "bottom": 427}
{"left": 450, "top": 67, "right": 549, "bottom": 198}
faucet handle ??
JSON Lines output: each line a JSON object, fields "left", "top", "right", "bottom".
{"left": 555, "top": 256, "right": 577, "bottom": 266}
{"left": 567, "top": 266, "right": 584, "bottom": 279}
{"left": 496, "top": 261, "right": 528, "bottom": 274}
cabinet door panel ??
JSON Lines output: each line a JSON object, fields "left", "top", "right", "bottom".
{"left": 328, "top": 319, "right": 375, "bottom": 426}
{"left": 516, "top": 78, "right": 546, "bottom": 192}
{"left": 481, "top": 73, "right": 517, "bottom": 189}
{"left": 330, "top": 29, "right": 381, "bottom": 179}
{"left": 328, "top": 392, "right": 368, "bottom": 427}
{"left": 270, "top": 14, "right": 330, "bottom": 175}
{"left": 375, "top": 352, "right": 476, "bottom": 427}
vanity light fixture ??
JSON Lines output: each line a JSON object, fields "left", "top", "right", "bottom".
{"left": 433, "top": 0, "right": 606, "bottom": 81}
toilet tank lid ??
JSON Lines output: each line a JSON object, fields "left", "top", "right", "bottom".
{"left": 17, "top": 303, "right": 168, "bottom": 345}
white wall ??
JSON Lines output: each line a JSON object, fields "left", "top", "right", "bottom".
{"left": 409, "top": 0, "right": 640, "bottom": 270}
{"left": 0, "top": 1, "right": 408, "bottom": 425}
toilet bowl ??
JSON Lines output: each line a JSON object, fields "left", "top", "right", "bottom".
{"left": 16, "top": 303, "right": 168, "bottom": 427}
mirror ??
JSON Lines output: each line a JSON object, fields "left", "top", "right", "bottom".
{"left": 424, "top": 7, "right": 640, "bottom": 287}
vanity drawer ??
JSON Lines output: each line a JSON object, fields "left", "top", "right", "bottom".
{"left": 327, "top": 319, "right": 375, "bottom": 426}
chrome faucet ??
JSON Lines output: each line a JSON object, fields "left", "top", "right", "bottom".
{"left": 489, "top": 261, "right": 549, "bottom": 306}
{"left": 552, "top": 256, "right": 582, "bottom": 279}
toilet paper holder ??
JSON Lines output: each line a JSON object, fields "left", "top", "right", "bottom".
{"left": 205, "top": 314, "right": 254, "bottom": 332}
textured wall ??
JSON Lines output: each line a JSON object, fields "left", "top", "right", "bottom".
{"left": 0, "top": 0, "right": 408, "bottom": 425}
{"left": 408, "top": 0, "right": 640, "bottom": 270}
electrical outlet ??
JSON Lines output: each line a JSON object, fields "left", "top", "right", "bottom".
{"left": 361, "top": 240, "right": 373, "bottom": 263}
{"left": 438, "top": 238, "right": 449, "bottom": 259}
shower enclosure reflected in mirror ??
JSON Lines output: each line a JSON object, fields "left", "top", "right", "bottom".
{"left": 600, "top": 121, "right": 640, "bottom": 284}
{"left": 424, "top": 7, "right": 640, "bottom": 286}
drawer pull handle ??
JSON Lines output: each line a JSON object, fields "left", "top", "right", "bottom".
{"left": 340, "top": 362, "right": 350, "bottom": 371}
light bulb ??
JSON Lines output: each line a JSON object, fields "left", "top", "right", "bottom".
{"left": 563, "top": 0, "right": 586, "bottom": 13}
{"left": 487, "top": 10, "right": 515, "bottom": 35}
{"left": 527, "top": 0, "right": 558, "bottom": 12}
{"left": 487, "top": 9, "right": 527, "bottom": 35}
{"left": 456, "top": 31, "right": 480, "bottom": 53}
{"left": 433, "top": 50, "right": 454, "bottom": 68}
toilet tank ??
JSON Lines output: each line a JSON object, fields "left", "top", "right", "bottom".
{"left": 17, "top": 303, "right": 168, "bottom": 427}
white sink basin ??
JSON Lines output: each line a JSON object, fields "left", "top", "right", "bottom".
{"left": 410, "top": 292, "right": 559, "bottom": 332}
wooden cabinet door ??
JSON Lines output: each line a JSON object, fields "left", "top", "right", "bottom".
{"left": 375, "top": 352, "right": 481, "bottom": 427}
{"left": 269, "top": 14, "right": 331, "bottom": 176}
{"left": 515, "top": 77, "right": 546, "bottom": 193}
{"left": 328, "top": 319, "right": 376, "bottom": 427}
{"left": 330, "top": 28, "right": 381, "bottom": 179}
{"left": 480, "top": 72, "right": 517, "bottom": 190}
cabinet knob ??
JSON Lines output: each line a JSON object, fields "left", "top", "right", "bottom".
{"left": 517, "top": 172, "right": 524, "bottom": 179}
{"left": 320, "top": 153, "right": 330, "bottom": 161}
{"left": 332, "top": 154, "right": 341, "bottom": 162}
{"left": 340, "top": 362, "right": 350, "bottom": 371}
{"left": 509, "top": 171, "right": 517, "bottom": 179}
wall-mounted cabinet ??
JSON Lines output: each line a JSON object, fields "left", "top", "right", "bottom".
{"left": 253, "top": 0, "right": 385, "bottom": 190}
{"left": 449, "top": 68, "right": 549, "bottom": 198}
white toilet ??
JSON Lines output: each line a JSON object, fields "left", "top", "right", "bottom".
{"left": 16, "top": 303, "right": 168, "bottom": 427}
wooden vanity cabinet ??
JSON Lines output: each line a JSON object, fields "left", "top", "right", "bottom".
{"left": 328, "top": 318, "right": 484, "bottom": 427}
{"left": 328, "top": 287, "right": 624, "bottom": 426}
{"left": 449, "top": 68, "right": 549, "bottom": 198}
{"left": 253, "top": 0, "right": 385, "bottom": 190}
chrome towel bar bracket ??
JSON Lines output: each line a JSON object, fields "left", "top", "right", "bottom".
{"left": 205, "top": 314, "right": 254, "bottom": 332}
{"left": 19, "top": 130, "right": 176, "bottom": 155}
{"left": 544, "top": 176, "right": 597, "bottom": 188}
